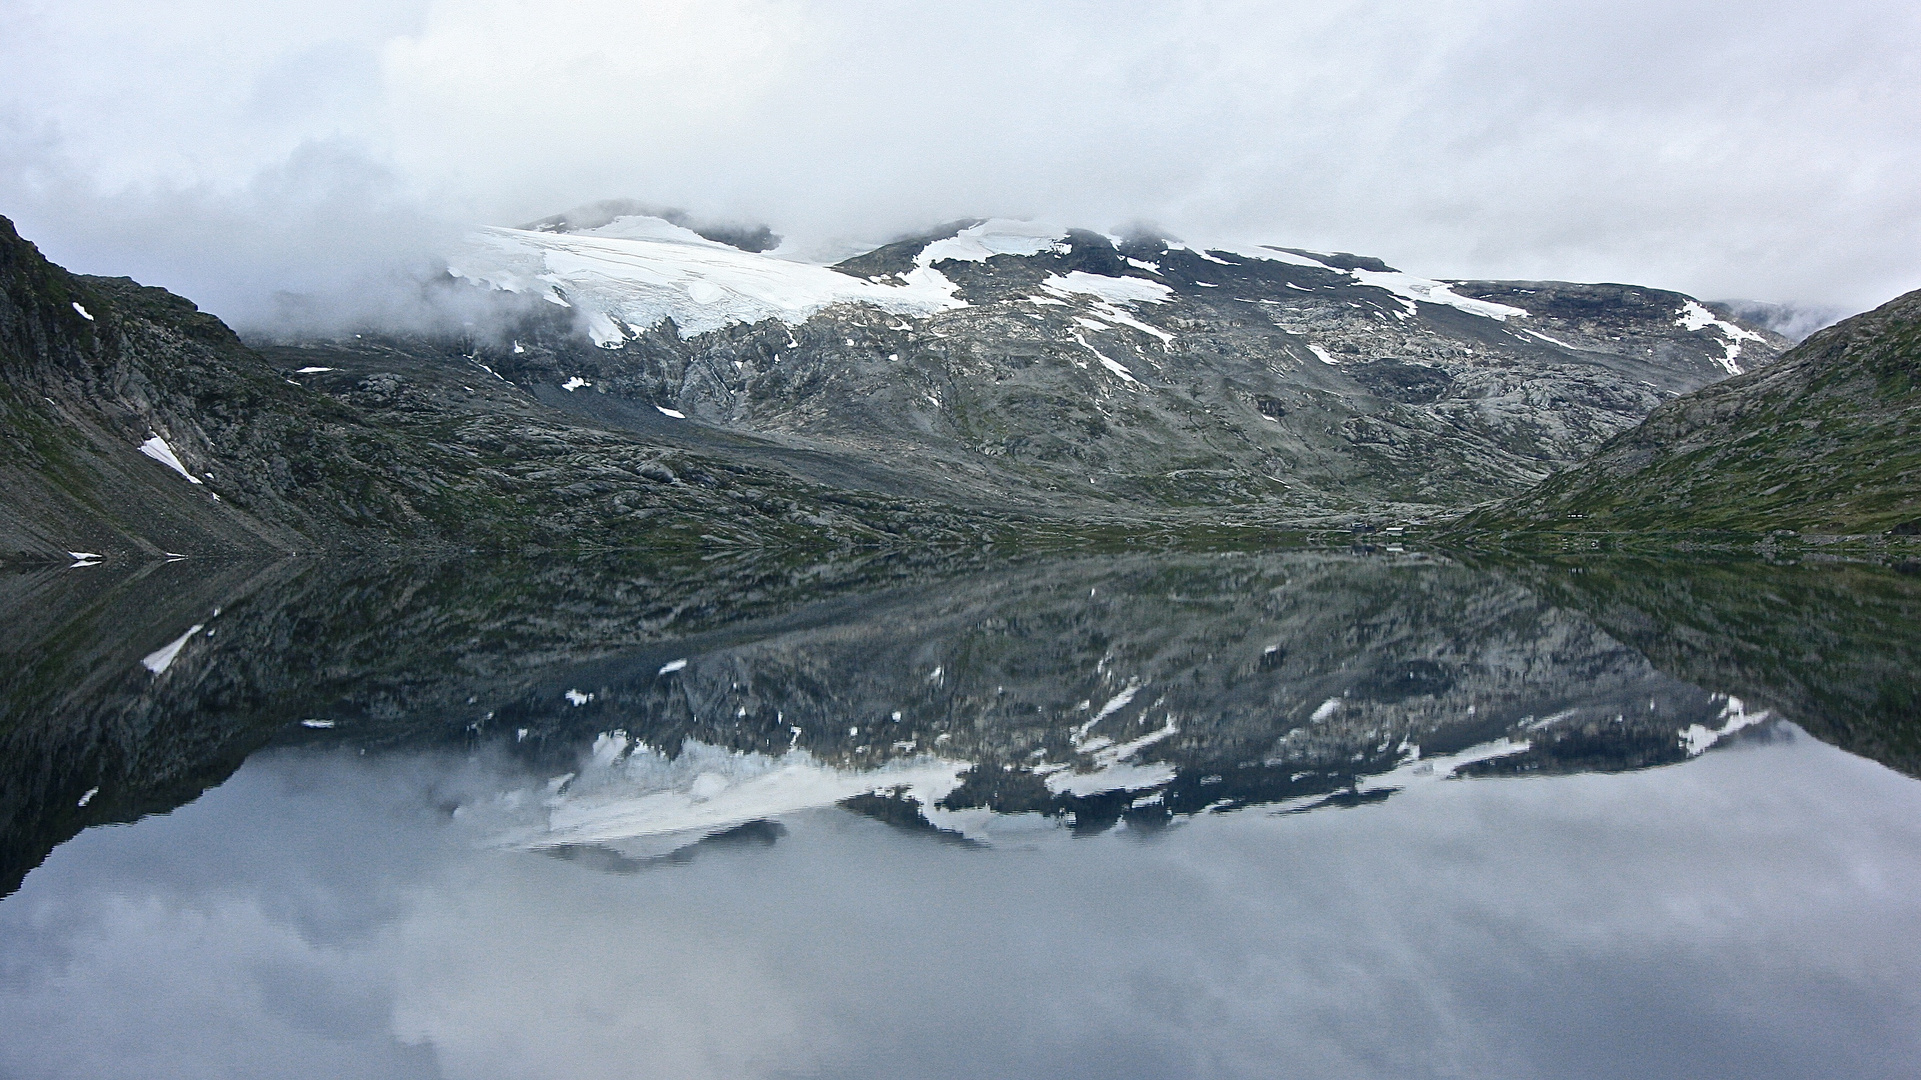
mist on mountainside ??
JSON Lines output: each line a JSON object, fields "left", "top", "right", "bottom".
{"left": 1710, "top": 299, "right": 1854, "bottom": 343}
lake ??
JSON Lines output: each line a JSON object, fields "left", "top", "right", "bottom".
{"left": 3, "top": 547, "right": 1918, "bottom": 1078}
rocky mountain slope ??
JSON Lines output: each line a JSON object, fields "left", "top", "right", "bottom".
{"left": 0, "top": 215, "right": 1013, "bottom": 563}
{"left": 1467, "top": 287, "right": 1921, "bottom": 535}
{"left": 1, "top": 208, "right": 1795, "bottom": 560}
{"left": 427, "top": 214, "right": 1789, "bottom": 517}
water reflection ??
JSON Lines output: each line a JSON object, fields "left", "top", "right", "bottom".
{"left": 7, "top": 548, "right": 1918, "bottom": 887}
{"left": 3, "top": 547, "right": 1920, "bottom": 1076}
{"left": 4, "top": 737, "right": 1918, "bottom": 1079}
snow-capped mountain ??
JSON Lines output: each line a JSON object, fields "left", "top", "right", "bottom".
{"left": 0, "top": 207, "right": 1793, "bottom": 564}
{"left": 445, "top": 214, "right": 1790, "bottom": 513}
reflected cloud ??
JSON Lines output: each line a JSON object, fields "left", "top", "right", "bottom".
{"left": 2, "top": 735, "right": 1918, "bottom": 1078}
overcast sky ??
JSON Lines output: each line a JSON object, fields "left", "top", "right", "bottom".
{"left": 2, "top": 0, "right": 1917, "bottom": 332}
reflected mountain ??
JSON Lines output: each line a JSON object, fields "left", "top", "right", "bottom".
{"left": 5, "top": 546, "right": 1918, "bottom": 893}
{"left": 1493, "top": 553, "right": 1921, "bottom": 776}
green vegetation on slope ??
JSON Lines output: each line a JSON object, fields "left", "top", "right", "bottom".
{"left": 1488, "top": 553, "right": 1921, "bottom": 777}
{"left": 1464, "top": 288, "right": 1921, "bottom": 536}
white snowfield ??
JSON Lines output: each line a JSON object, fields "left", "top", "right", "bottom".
{"left": 450, "top": 214, "right": 1561, "bottom": 350}
{"left": 140, "top": 623, "right": 204, "bottom": 675}
{"left": 1173, "top": 240, "right": 1531, "bottom": 321}
{"left": 1680, "top": 695, "right": 1770, "bottom": 755}
{"left": 1042, "top": 271, "right": 1174, "bottom": 306}
{"left": 1041, "top": 686, "right": 1180, "bottom": 796}
{"left": 502, "top": 735, "right": 970, "bottom": 852}
{"left": 917, "top": 218, "right": 1071, "bottom": 264}
{"left": 137, "top": 434, "right": 203, "bottom": 485}
{"left": 452, "top": 215, "right": 967, "bottom": 346}
{"left": 1347, "top": 268, "right": 1530, "bottom": 321}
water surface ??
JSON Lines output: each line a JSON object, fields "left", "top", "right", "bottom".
{"left": 3, "top": 549, "right": 1918, "bottom": 1078}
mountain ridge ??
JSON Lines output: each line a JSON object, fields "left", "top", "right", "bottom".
{"left": 433, "top": 214, "right": 1790, "bottom": 517}
{"left": 2, "top": 210, "right": 1800, "bottom": 561}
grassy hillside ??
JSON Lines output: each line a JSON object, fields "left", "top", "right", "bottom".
{"left": 1464, "top": 288, "right": 1921, "bottom": 535}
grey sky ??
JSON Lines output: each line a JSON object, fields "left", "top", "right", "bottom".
{"left": 2, "top": 0, "right": 1917, "bottom": 332}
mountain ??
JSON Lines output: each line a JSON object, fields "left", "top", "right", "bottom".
{"left": 430, "top": 215, "right": 1789, "bottom": 518}
{"left": 1465, "top": 287, "right": 1921, "bottom": 536}
{"left": 0, "top": 215, "right": 1010, "bottom": 564}
{"left": 1, "top": 209, "right": 1792, "bottom": 561}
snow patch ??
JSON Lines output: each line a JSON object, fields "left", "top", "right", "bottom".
{"left": 1307, "top": 344, "right": 1338, "bottom": 365}
{"left": 1521, "top": 328, "right": 1583, "bottom": 351}
{"left": 140, "top": 623, "right": 204, "bottom": 675}
{"left": 1356, "top": 735, "right": 1533, "bottom": 791}
{"left": 917, "top": 219, "right": 1069, "bottom": 264}
{"left": 1680, "top": 695, "right": 1770, "bottom": 755}
{"left": 658, "top": 658, "right": 688, "bottom": 674}
{"left": 560, "top": 376, "right": 589, "bottom": 391}
{"left": 137, "top": 435, "right": 203, "bottom": 485}
{"left": 654, "top": 406, "right": 687, "bottom": 419}
{"left": 1079, "top": 685, "right": 1141, "bottom": 734}
{"left": 1193, "top": 243, "right": 1332, "bottom": 269}
{"left": 1072, "top": 332, "right": 1140, "bottom": 385}
{"left": 1042, "top": 275, "right": 1174, "bottom": 344}
{"left": 1050, "top": 711, "right": 1180, "bottom": 796}
{"left": 72, "top": 302, "right": 93, "bottom": 321}
{"left": 1348, "top": 269, "right": 1530, "bottom": 321}
{"left": 1183, "top": 242, "right": 1530, "bottom": 321}
{"left": 1676, "top": 301, "right": 1765, "bottom": 375}
{"left": 294, "top": 366, "right": 335, "bottom": 374}
{"left": 1042, "top": 272, "right": 1174, "bottom": 306}
{"left": 1310, "top": 697, "right": 1342, "bottom": 721}
{"left": 565, "top": 689, "right": 594, "bottom": 706}
{"left": 1046, "top": 760, "right": 1178, "bottom": 797}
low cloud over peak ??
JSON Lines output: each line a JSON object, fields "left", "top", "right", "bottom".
{"left": 3, "top": 0, "right": 1918, "bottom": 335}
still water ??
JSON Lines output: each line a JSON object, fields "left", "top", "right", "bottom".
{"left": 3, "top": 549, "right": 1919, "bottom": 1078}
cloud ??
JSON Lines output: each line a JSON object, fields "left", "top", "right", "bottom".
{"left": 2, "top": 0, "right": 1918, "bottom": 332}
